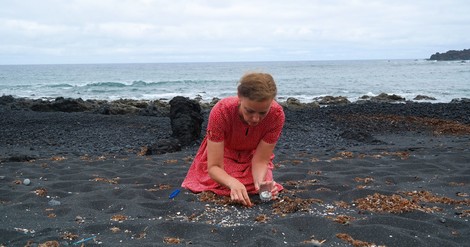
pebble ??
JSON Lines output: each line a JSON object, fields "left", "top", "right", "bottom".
{"left": 48, "top": 199, "right": 61, "bottom": 206}
{"left": 23, "top": 178, "right": 31, "bottom": 186}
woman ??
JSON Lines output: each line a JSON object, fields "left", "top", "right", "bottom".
{"left": 181, "top": 72, "right": 284, "bottom": 207}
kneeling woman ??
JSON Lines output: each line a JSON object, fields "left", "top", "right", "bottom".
{"left": 182, "top": 72, "right": 284, "bottom": 207}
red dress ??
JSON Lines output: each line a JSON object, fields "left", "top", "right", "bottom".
{"left": 181, "top": 96, "right": 285, "bottom": 196}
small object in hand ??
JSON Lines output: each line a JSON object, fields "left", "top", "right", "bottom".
{"left": 23, "top": 178, "right": 31, "bottom": 186}
{"left": 260, "top": 191, "right": 272, "bottom": 202}
{"left": 259, "top": 183, "right": 272, "bottom": 202}
{"left": 169, "top": 189, "right": 180, "bottom": 199}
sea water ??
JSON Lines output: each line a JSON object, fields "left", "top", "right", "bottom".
{"left": 0, "top": 60, "right": 469, "bottom": 103}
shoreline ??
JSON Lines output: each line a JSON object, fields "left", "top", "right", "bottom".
{"left": 2, "top": 93, "right": 470, "bottom": 112}
{"left": 1, "top": 95, "right": 469, "bottom": 246}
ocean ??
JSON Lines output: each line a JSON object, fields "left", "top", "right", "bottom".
{"left": 0, "top": 59, "right": 469, "bottom": 103}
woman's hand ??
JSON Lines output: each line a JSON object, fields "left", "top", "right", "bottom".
{"left": 206, "top": 140, "right": 252, "bottom": 207}
{"left": 229, "top": 180, "right": 252, "bottom": 207}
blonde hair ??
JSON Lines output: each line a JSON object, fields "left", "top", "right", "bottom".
{"left": 237, "top": 72, "right": 277, "bottom": 101}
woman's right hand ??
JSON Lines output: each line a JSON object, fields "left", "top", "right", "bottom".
{"left": 229, "top": 180, "right": 252, "bottom": 207}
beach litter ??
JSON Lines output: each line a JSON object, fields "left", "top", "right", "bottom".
{"left": 169, "top": 189, "right": 180, "bottom": 199}
{"left": 302, "top": 235, "right": 326, "bottom": 246}
{"left": 72, "top": 235, "right": 96, "bottom": 245}
{"left": 14, "top": 227, "right": 35, "bottom": 235}
{"left": 48, "top": 199, "right": 61, "bottom": 206}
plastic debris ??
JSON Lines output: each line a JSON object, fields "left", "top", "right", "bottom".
{"left": 72, "top": 235, "right": 96, "bottom": 245}
{"left": 48, "top": 199, "right": 61, "bottom": 206}
{"left": 169, "top": 189, "right": 180, "bottom": 199}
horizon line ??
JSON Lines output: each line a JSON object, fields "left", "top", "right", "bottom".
{"left": 0, "top": 57, "right": 432, "bottom": 66}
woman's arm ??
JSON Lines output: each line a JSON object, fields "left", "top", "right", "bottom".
{"left": 251, "top": 140, "right": 276, "bottom": 190}
{"left": 207, "top": 139, "right": 252, "bottom": 207}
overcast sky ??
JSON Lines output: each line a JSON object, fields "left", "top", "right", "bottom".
{"left": 1, "top": 0, "right": 469, "bottom": 64}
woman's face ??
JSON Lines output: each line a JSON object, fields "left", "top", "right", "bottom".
{"left": 238, "top": 96, "right": 272, "bottom": 126}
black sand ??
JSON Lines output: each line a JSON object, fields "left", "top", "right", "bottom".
{"left": 1, "top": 101, "right": 469, "bottom": 246}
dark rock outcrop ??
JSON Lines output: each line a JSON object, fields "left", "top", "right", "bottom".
{"left": 2, "top": 155, "right": 37, "bottom": 163}
{"left": 143, "top": 96, "right": 204, "bottom": 155}
{"left": 314, "top": 96, "right": 350, "bottom": 105}
{"left": 430, "top": 49, "right": 470, "bottom": 61}
{"left": 95, "top": 102, "right": 141, "bottom": 115}
{"left": 414, "top": 95, "right": 436, "bottom": 101}
{"left": 0, "top": 95, "right": 170, "bottom": 117}
{"left": 359, "top": 93, "right": 406, "bottom": 103}
{"left": 169, "top": 96, "right": 204, "bottom": 146}
{"left": 143, "top": 138, "right": 181, "bottom": 155}
{"left": 450, "top": 98, "right": 470, "bottom": 104}
{"left": 30, "top": 97, "right": 93, "bottom": 112}
{"left": 279, "top": 97, "right": 320, "bottom": 110}
{"left": 0, "top": 95, "right": 15, "bottom": 104}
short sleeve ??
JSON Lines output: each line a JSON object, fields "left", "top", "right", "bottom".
{"left": 262, "top": 103, "right": 285, "bottom": 144}
{"left": 206, "top": 100, "right": 228, "bottom": 142}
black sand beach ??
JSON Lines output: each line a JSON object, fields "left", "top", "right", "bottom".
{"left": 1, "top": 98, "right": 469, "bottom": 246}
